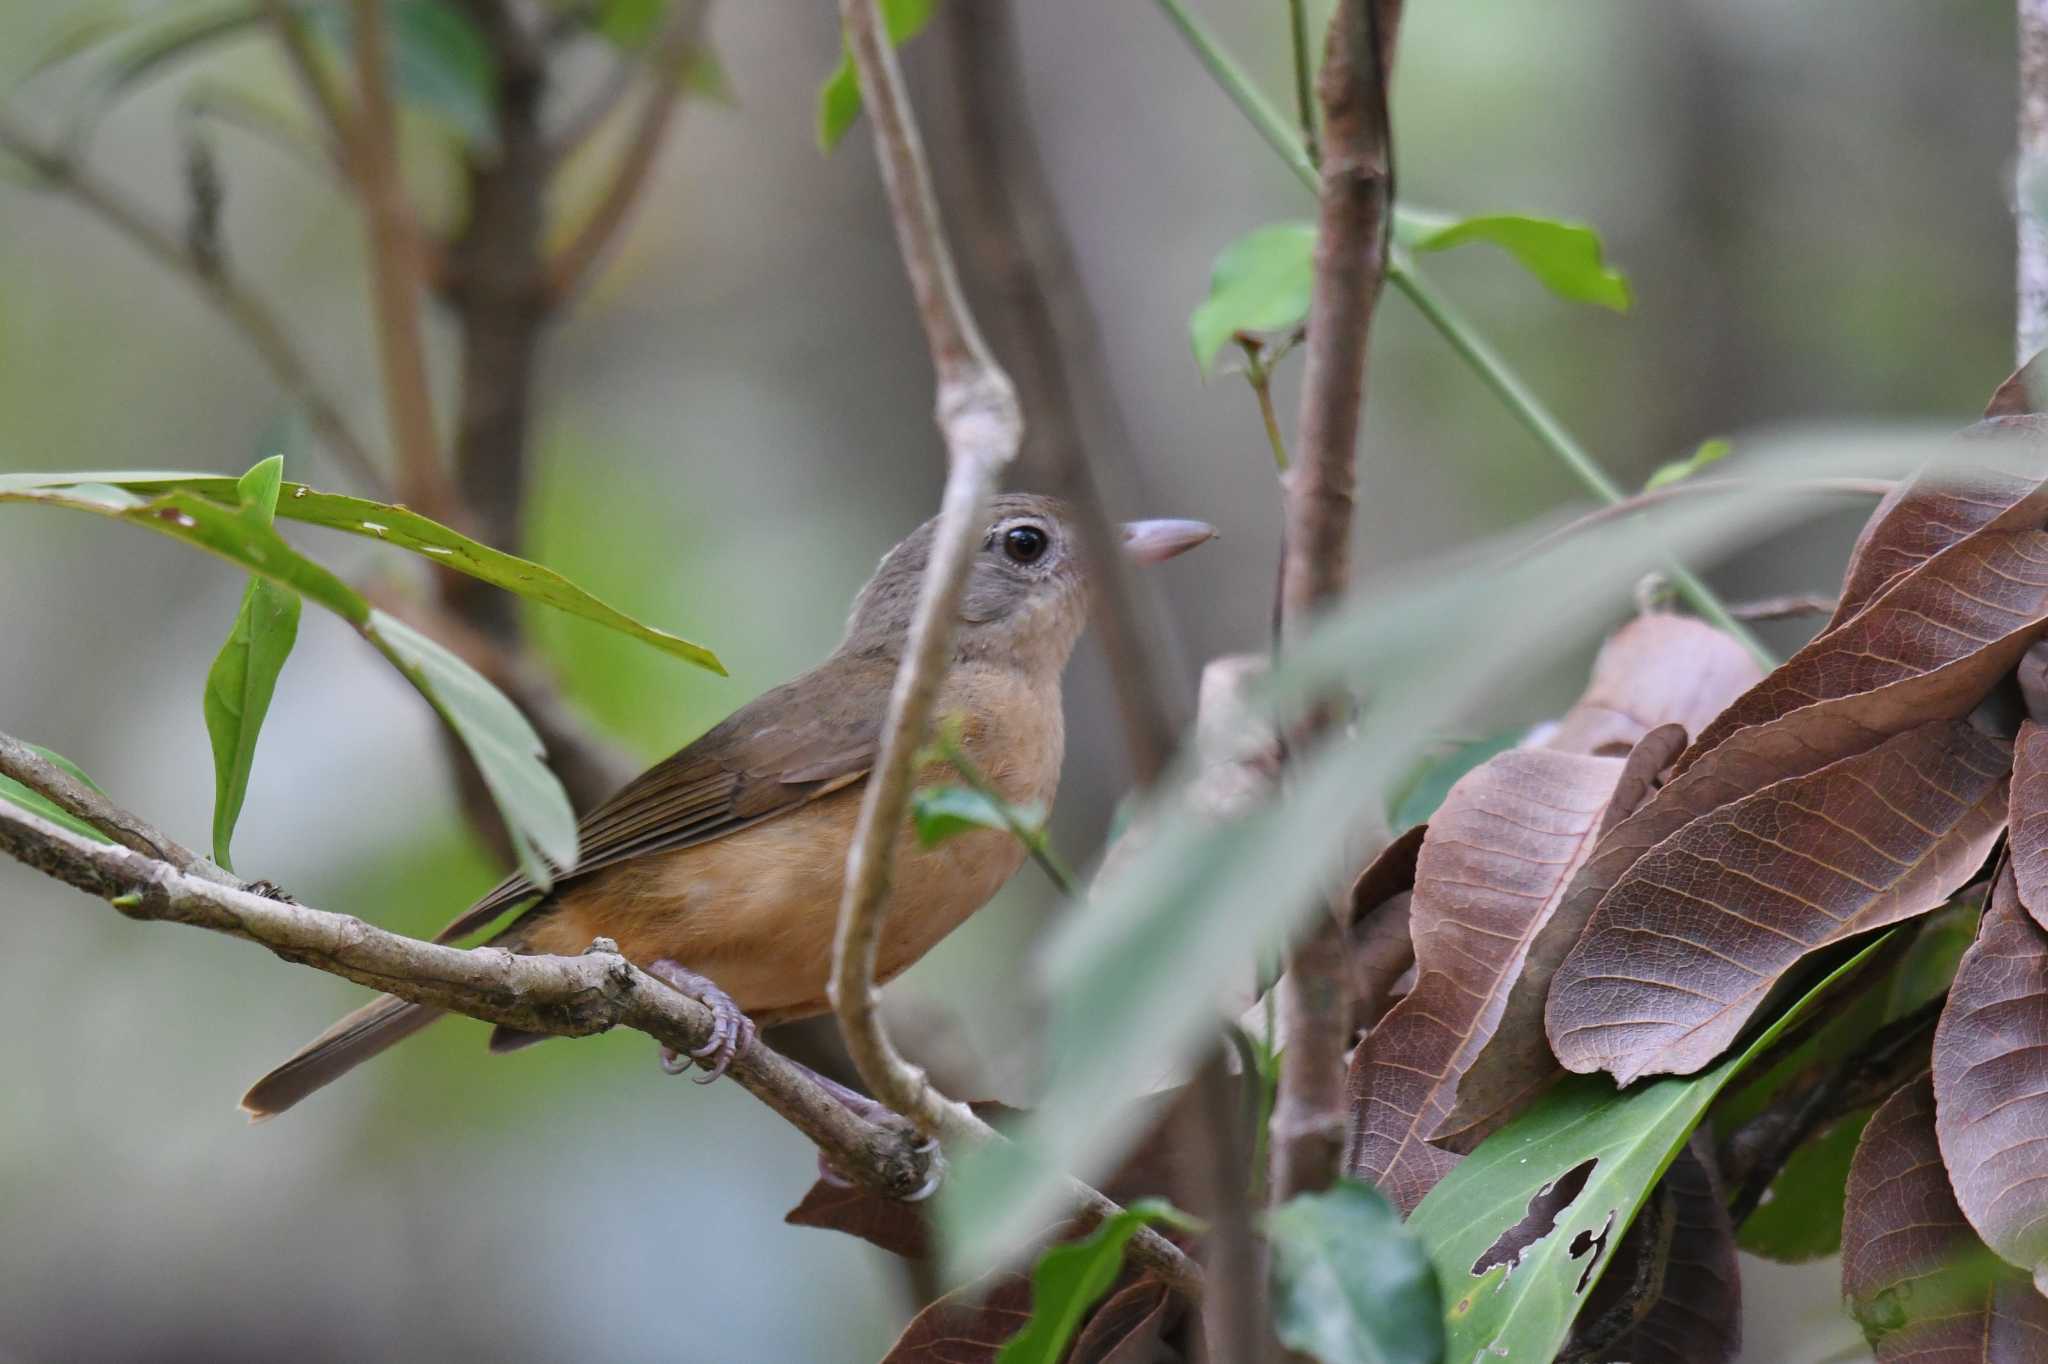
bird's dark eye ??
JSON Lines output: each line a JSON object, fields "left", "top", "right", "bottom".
{"left": 1002, "top": 524, "right": 1050, "bottom": 565}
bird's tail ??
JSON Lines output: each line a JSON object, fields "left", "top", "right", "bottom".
{"left": 239, "top": 994, "right": 445, "bottom": 1120}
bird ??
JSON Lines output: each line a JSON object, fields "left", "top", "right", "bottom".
{"left": 241, "top": 494, "right": 1216, "bottom": 1118}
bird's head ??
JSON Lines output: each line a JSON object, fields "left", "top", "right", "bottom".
{"left": 842, "top": 493, "right": 1215, "bottom": 674}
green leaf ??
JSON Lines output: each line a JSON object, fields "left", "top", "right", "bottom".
{"left": 912, "top": 784, "right": 1044, "bottom": 849}
{"left": 367, "top": 610, "right": 577, "bottom": 887}
{"left": 1736, "top": 1110, "right": 1867, "bottom": 1262}
{"left": 0, "top": 471, "right": 723, "bottom": 673}
{"left": 0, "top": 473, "right": 579, "bottom": 882}
{"left": 306, "top": 0, "right": 497, "bottom": 147}
{"left": 1643, "top": 437, "right": 1731, "bottom": 492}
{"left": 1395, "top": 208, "right": 1632, "bottom": 313}
{"left": 0, "top": 743, "right": 116, "bottom": 845}
{"left": 815, "top": 0, "right": 937, "bottom": 152}
{"left": 580, "top": 0, "right": 730, "bottom": 100}
{"left": 1266, "top": 1180, "right": 1445, "bottom": 1364}
{"left": 202, "top": 457, "right": 303, "bottom": 871}
{"left": 1188, "top": 220, "right": 1315, "bottom": 372}
{"left": 994, "top": 1200, "right": 1193, "bottom": 1364}
{"left": 1408, "top": 936, "right": 1889, "bottom": 1363}
{"left": 1387, "top": 730, "right": 1522, "bottom": 831}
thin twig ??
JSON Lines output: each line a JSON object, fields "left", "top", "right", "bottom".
{"left": 258, "top": 0, "right": 354, "bottom": 165}
{"left": 1287, "top": 0, "right": 1319, "bottom": 168}
{"left": 0, "top": 114, "right": 385, "bottom": 496}
{"left": 823, "top": 0, "right": 1198, "bottom": 1299}
{"left": 1272, "top": 0, "right": 1401, "bottom": 1207}
{"left": 0, "top": 790, "right": 936, "bottom": 1196}
{"left": 545, "top": 0, "right": 708, "bottom": 304}
{"left": 2020, "top": 0, "right": 2048, "bottom": 360}
{"left": 1727, "top": 592, "right": 1838, "bottom": 623}
{"left": 349, "top": 0, "right": 460, "bottom": 526}
{"left": 1234, "top": 335, "right": 1293, "bottom": 474}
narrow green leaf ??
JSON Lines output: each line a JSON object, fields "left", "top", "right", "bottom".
{"left": 1643, "top": 437, "right": 1732, "bottom": 492}
{"left": 1267, "top": 1180, "right": 1444, "bottom": 1364}
{"left": 0, "top": 471, "right": 723, "bottom": 673}
{"left": 815, "top": 0, "right": 937, "bottom": 152}
{"left": 202, "top": 457, "right": 303, "bottom": 871}
{"left": 1408, "top": 936, "right": 1889, "bottom": 1363}
{"left": 1395, "top": 208, "right": 1632, "bottom": 313}
{"left": 912, "top": 784, "right": 1044, "bottom": 849}
{"left": 994, "top": 1200, "right": 1193, "bottom": 1364}
{"left": 366, "top": 610, "right": 578, "bottom": 888}
{"left": 0, "top": 473, "right": 579, "bottom": 880}
{"left": 1188, "top": 220, "right": 1315, "bottom": 372}
{"left": 0, "top": 742, "right": 116, "bottom": 845}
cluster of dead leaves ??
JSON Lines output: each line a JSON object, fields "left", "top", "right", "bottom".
{"left": 1341, "top": 414, "right": 2048, "bottom": 1361}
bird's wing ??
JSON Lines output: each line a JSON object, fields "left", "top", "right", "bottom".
{"left": 433, "top": 654, "right": 894, "bottom": 944}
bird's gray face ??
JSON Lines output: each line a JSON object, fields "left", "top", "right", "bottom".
{"left": 843, "top": 493, "right": 1213, "bottom": 674}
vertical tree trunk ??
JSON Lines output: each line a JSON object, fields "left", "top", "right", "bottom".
{"left": 2019, "top": 0, "right": 2048, "bottom": 360}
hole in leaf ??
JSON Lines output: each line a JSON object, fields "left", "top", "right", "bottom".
{"left": 1568, "top": 1209, "right": 1615, "bottom": 1293}
{"left": 1470, "top": 1157, "right": 1598, "bottom": 1278}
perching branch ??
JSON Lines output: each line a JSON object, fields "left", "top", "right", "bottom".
{"left": 545, "top": 0, "right": 710, "bottom": 304}
{"left": 0, "top": 787, "right": 935, "bottom": 1196}
{"left": 0, "top": 735, "right": 227, "bottom": 885}
{"left": 348, "top": 0, "right": 460, "bottom": 527}
{"left": 0, "top": 114, "right": 384, "bottom": 496}
{"left": 823, "top": 0, "right": 1199, "bottom": 1301}
{"left": 1271, "top": 0, "right": 1402, "bottom": 1206}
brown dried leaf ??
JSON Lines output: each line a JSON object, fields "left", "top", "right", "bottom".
{"left": 1565, "top": 1139, "right": 1741, "bottom": 1364}
{"left": 1344, "top": 746, "right": 1632, "bottom": 1213}
{"left": 1548, "top": 720, "right": 2011, "bottom": 1084}
{"left": 1429, "top": 726, "right": 1687, "bottom": 1150}
{"left": 1933, "top": 864, "right": 2048, "bottom": 1297}
{"left": 784, "top": 1177, "right": 931, "bottom": 1261}
{"left": 1543, "top": 615, "right": 1763, "bottom": 758}
{"left": 1067, "top": 1277, "right": 1184, "bottom": 1364}
{"left": 1830, "top": 459, "right": 2043, "bottom": 632}
{"left": 1842, "top": 1074, "right": 2048, "bottom": 1362}
{"left": 2011, "top": 723, "right": 2048, "bottom": 934}
{"left": 881, "top": 1271, "right": 1036, "bottom": 1364}
{"left": 1686, "top": 511, "right": 2048, "bottom": 771}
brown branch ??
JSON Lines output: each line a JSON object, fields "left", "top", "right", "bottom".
{"left": 0, "top": 789, "right": 935, "bottom": 1198}
{"left": 349, "top": 0, "right": 460, "bottom": 527}
{"left": 1272, "top": 0, "right": 1401, "bottom": 1206}
{"left": 0, "top": 114, "right": 385, "bottom": 496}
{"left": 0, "top": 735, "right": 227, "bottom": 884}
{"left": 936, "top": 0, "right": 1191, "bottom": 784}
{"left": 544, "top": 0, "right": 708, "bottom": 306}
{"left": 823, "top": 0, "right": 1199, "bottom": 1300}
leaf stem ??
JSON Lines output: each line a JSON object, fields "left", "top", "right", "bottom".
{"left": 1234, "top": 336, "right": 1293, "bottom": 474}
{"left": 1153, "top": 0, "right": 1775, "bottom": 666}
{"left": 934, "top": 733, "right": 1076, "bottom": 895}
{"left": 1288, "top": 0, "right": 1319, "bottom": 168}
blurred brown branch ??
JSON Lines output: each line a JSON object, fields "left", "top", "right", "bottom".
{"left": 1272, "top": 0, "right": 1402, "bottom": 1208}
{"left": 0, "top": 759, "right": 937, "bottom": 1201}
{"left": 823, "top": 0, "right": 1200, "bottom": 1302}
{"left": 0, "top": 114, "right": 384, "bottom": 496}
{"left": 546, "top": 0, "right": 709, "bottom": 303}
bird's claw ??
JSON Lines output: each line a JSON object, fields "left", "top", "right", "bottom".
{"left": 646, "top": 959, "right": 755, "bottom": 1083}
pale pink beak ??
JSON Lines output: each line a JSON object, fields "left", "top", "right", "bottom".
{"left": 1121, "top": 518, "right": 1218, "bottom": 564}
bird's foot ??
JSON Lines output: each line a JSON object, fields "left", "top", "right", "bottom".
{"left": 646, "top": 959, "right": 756, "bottom": 1084}
{"left": 804, "top": 1074, "right": 944, "bottom": 1199}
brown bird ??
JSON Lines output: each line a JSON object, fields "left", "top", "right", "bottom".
{"left": 242, "top": 495, "right": 1215, "bottom": 1117}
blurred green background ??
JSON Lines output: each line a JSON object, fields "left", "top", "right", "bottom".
{"left": 0, "top": 2, "right": 2017, "bottom": 1360}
